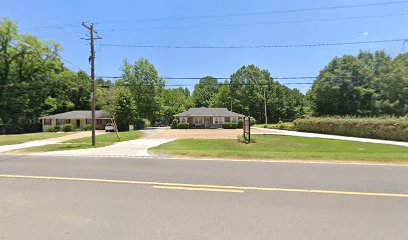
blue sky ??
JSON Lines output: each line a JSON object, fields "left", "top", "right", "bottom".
{"left": 3, "top": 0, "right": 407, "bottom": 93}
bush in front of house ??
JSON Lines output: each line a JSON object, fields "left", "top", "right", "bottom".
{"left": 171, "top": 119, "right": 178, "bottom": 129}
{"left": 223, "top": 122, "right": 238, "bottom": 129}
{"left": 62, "top": 124, "right": 73, "bottom": 132}
{"left": 48, "top": 125, "right": 61, "bottom": 132}
{"left": 134, "top": 119, "right": 146, "bottom": 130}
{"left": 237, "top": 119, "right": 243, "bottom": 129}
{"left": 178, "top": 123, "right": 190, "bottom": 129}
{"left": 82, "top": 124, "right": 92, "bottom": 131}
{"left": 294, "top": 117, "right": 408, "bottom": 141}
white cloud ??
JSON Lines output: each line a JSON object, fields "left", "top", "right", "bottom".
{"left": 362, "top": 32, "right": 369, "bottom": 36}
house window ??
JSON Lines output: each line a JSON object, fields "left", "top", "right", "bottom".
{"left": 180, "top": 117, "right": 187, "bottom": 123}
{"left": 56, "top": 119, "right": 69, "bottom": 125}
{"left": 194, "top": 117, "right": 203, "bottom": 125}
{"left": 214, "top": 117, "right": 223, "bottom": 124}
{"left": 231, "top": 117, "right": 238, "bottom": 123}
{"left": 43, "top": 119, "right": 52, "bottom": 125}
{"left": 86, "top": 119, "right": 92, "bottom": 125}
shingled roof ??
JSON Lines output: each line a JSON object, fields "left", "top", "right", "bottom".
{"left": 39, "top": 110, "right": 113, "bottom": 119}
{"left": 174, "top": 108, "right": 244, "bottom": 117}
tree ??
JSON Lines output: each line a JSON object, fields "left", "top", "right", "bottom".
{"left": 192, "top": 76, "right": 219, "bottom": 107}
{"left": 161, "top": 87, "right": 194, "bottom": 123}
{"left": 119, "top": 58, "right": 164, "bottom": 122}
{"left": 209, "top": 81, "right": 232, "bottom": 109}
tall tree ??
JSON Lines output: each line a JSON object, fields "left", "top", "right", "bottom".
{"left": 119, "top": 58, "right": 165, "bottom": 122}
{"left": 192, "top": 76, "right": 219, "bottom": 107}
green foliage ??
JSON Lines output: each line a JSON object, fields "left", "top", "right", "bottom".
{"left": 62, "top": 124, "right": 73, "bottom": 132}
{"left": 0, "top": 18, "right": 90, "bottom": 133}
{"left": 161, "top": 87, "right": 193, "bottom": 123}
{"left": 48, "top": 126, "right": 60, "bottom": 132}
{"left": 263, "top": 122, "right": 295, "bottom": 130}
{"left": 236, "top": 134, "right": 257, "bottom": 143}
{"left": 112, "top": 88, "right": 136, "bottom": 131}
{"left": 134, "top": 118, "right": 150, "bottom": 130}
{"left": 294, "top": 117, "right": 408, "bottom": 141}
{"left": 177, "top": 123, "right": 190, "bottom": 129}
{"left": 171, "top": 119, "right": 178, "bottom": 129}
{"left": 193, "top": 76, "right": 219, "bottom": 107}
{"left": 229, "top": 65, "right": 307, "bottom": 123}
{"left": 223, "top": 122, "right": 237, "bottom": 129}
{"left": 237, "top": 119, "right": 243, "bottom": 129}
{"left": 119, "top": 58, "right": 165, "bottom": 123}
{"left": 82, "top": 124, "right": 92, "bottom": 131}
{"left": 307, "top": 50, "right": 408, "bottom": 117}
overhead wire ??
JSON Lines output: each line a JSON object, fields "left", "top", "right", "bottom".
{"left": 100, "top": 39, "right": 406, "bottom": 49}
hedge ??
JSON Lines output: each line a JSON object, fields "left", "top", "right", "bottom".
{"left": 294, "top": 117, "right": 408, "bottom": 141}
{"left": 223, "top": 122, "right": 238, "bottom": 129}
{"left": 178, "top": 123, "right": 190, "bottom": 129}
{"left": 264, "top": 122, "right": 295, "bottom": 130}
{"left": 48, "top": 125, "right": 60, "bottom": 132}
{"left": 171, "top": 119, "right": 178, "bottom": 129}
{"left": 83, "top": 124, "right": 92, "bottom": 131}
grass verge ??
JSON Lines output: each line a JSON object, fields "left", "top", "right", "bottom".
{"left": 12, "top": 131, "right": 144, "bottom": 153}
{"left": 0, "top": 132, "right": 72, "bottom": 146}
{"left": 150, "top": 135, "right": 408, "bottom": 162}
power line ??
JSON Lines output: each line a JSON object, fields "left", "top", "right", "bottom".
{"left": 98, "top": 13, "right": 406, "bottom": 32}
{"left": 98, "top": 76, "right": 317, "bottom": 80}
{"left": 100, "top": 39, "right": 406, "bottom": 49}
{"left": 95, "top": 1, "right": 407, "bottom": 24}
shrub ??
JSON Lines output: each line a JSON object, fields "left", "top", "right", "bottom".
{"left": 171, "top": 119, "right": 178, "bottom": 129}
{"left": 143, "top": 118, "right": 151, "bottom": 128}
{"left": 223, "top": 122, "right": 238, "bottom": 129}
{"left": 62, "top": 124, "right": 73, "bottom": 132}
{"left": 134, "top": 119, "right": 149, "bottom": 130}
{"left": 83, "top": 124, "right": 92, "bottom": 131}
{"left": 48, "top": 125, "right": 60, "bottom": 132}
{"left": 178, "top": 123, "right": 190, "bottom": 129}
{"left": 264, "top": 122, "right": 295, "bottom": 130}
{"left": 294, "top": 117, "right": 408, "bottom": 141}
{"left": 250, "top": 117, "right": 256, "bottom": 126}
{"left": 236, "top": 134, "right": 257, "bottom": 143}
{"left": 237, "top": 119, "right": 243, "bottom": 129}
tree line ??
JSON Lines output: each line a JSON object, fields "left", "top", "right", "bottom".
{"left": 1, "top": 18, "right": 407, "bottom": 133}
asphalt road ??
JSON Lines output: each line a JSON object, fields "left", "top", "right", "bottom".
{"left": 1, "top": 155, "right": 408, "bottom": 240}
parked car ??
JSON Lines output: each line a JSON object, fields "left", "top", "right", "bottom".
{"left": 105, "top": 123, "right": 115, "bottom": 132}
{"left": 153, "top": 121, "right": 167, "bottom": 127}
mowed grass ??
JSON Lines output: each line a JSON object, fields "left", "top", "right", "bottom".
{"left": 13, "top": 131, "right": 144, "bottom": 153}
{"left": 151, "top": 135, "right": 408, "bottom": 162}
{"left": 0, "top": 132, "right": 72, "bottom": 146}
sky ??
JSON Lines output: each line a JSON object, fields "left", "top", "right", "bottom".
{"left": 3, "top": 0, "right": 407, "bottom": 93}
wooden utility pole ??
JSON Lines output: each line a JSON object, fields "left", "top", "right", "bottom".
{"left": 263, "top": 88, "right": 268, "bottom": 125}
{"left": 82, "top": 22, "right": 102, "bottom": 146}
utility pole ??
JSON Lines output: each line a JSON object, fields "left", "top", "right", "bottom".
{"left": 263, "top": 88, "right": 268, "bottom": 125}
{"left": 82, "top": 22, "right": 102, "bottom": 146}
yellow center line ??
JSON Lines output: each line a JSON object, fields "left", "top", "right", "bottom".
{"left": 1, "top": 174, "right": 408, "bottom": 198}
{"left": 152, "top": 185, "right": 244, "bottom": 193}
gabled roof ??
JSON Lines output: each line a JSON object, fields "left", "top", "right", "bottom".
{"left": 174, "top": 107, "right": 245, "bottom": 117}
{"left": 39, "top": 110, "right": 113, "bottom": 119}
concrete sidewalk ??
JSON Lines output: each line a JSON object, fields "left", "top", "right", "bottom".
{"left": 0, "top": 131, "right": 107, "bottom": 153}
{"left": 35, "top": 138, "right": 174, "bottom": 157}
{"left": 253, "top": 127, "right": 408, "bottom": 147}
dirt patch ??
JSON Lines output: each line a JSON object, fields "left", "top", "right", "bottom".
{"left": 144, "top": 128, "right": 275, "bottom": 139}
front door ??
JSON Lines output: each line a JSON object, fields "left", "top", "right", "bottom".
{"left": 76, "top": 119, "right": 80, "bottom": 128}
{"left": 205, "top": 117, "right": 210, "bottom": 128}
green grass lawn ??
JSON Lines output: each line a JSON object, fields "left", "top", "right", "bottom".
{"left": 151, "top": 135, "right": 408, "bottom": 162}
{"left": 0, "top": 132, "right": 72, "bottom": 146}
{"left": 13, "top": 131, "right": 144, "bottom": 153}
